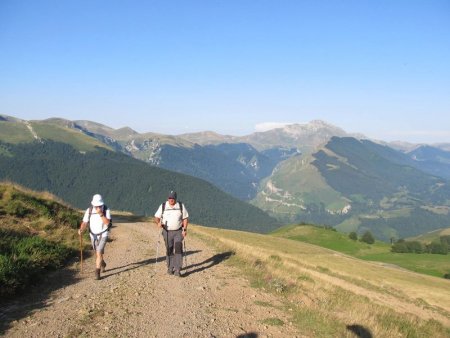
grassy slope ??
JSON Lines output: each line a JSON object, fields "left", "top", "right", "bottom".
{"left": 272, "top": 224, "right": 450, "bottom": 278}
{"left": 252, "top": 154, "right": 348, "bottom": 220}
{"left": 408, "top": 227, "right": 450, "bottom": 243}
{"left": 192, "top": 225, "right": 450, "bottom": 336}
{"left": 0, "top": 120, "right": 110, "bottom": 152}
{"left": 0, "top": 183, "right": 83, "bottom": 298}
{"left": 0, "top": 122, "right": 34, "bottom": 143}
{"left": 31, "top": 122, "right": 111, "bottom": 151}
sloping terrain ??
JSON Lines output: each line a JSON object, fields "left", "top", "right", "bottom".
{"left": 0, "top": 184, "right": 449, "bottom": 336}
{"left": 2, "top": 220, "right": 449, "bottom": 337}
{"left": 253, "top": 137, "right": 450, "bottom": 241}
{"left": 0, "top": 140, "right": 279, "bottom": 232}
{"left": 0, "top": 220, "right": 300, "bottom": 337}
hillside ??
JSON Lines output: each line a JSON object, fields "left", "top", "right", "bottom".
{"left": 253, "top": 137, "right": 450, "bottom": 241}
{"left": 0, "top": 183, "right": 81, "bottom": 299}
{"left": 3, "top": 115, "right": 450, "bottom": 241}
{"left": 194, "top": 225, "right": 450, "bottom": 335}
{"left": 272, "top": 224, "right": 450, "bottom": 278}
{"left": 0, "top": 140, "right": 279, "bottom": 233}
{"left": 2, "top": 218, "right": 450, "bottom": 337}
{"left": 0, "top": 119, "right": 110, "bottom": 151}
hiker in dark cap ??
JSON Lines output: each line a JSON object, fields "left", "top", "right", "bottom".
{"left": 154, "top": 191, "right": 189, "bottom": 277}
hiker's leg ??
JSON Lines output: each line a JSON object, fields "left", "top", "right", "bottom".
{"left": 95, "top": 236, "right": 108, "bottom": 277}
{"left": 163, "top": 229, "right": 171, "bottom": 268}
{"left": 96, "top": 252, "right": 103, "bottom": 269}
{"left": 173, "top": 230, "right": 183, "bottom": 274}
{"left": 167, "top": 231, "right": 177, "bottom": 272}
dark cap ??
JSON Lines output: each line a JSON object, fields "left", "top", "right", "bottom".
{"left": 168, "top": 191, "right": 177, "bottom": 199}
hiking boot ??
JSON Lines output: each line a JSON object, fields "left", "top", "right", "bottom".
{"left": 101, "top": 260, "right": 107, "bottom": 273}
{"left": 174, "top": 270, "right": 181, "bottom": 277}
{"left": 167, "top": 268, "right": 174, "bottom": 275}
{"left": 95, "top": 268, "right": 101, "bottom": 280}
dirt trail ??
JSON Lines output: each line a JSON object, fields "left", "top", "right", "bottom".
{"left": 1, "top": 221, "right": 302, "bottom": 337}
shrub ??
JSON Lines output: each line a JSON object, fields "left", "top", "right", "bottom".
{"left": 405, "top": 241, "right": 424, "bottom": 254}
{"left": 360, "top": 231, "right": 375, "bottom": 244}
{"left": 391, "top": 242, "right": 409, "bottom": 253}
{"left": 427, "top": 242, "right": 448, "bottom": 255}
{"left": 0, "top": 230, "right": 73, "bottom": 298}
{"left": 348, "top": 232, "right": 358, "bottom": 241}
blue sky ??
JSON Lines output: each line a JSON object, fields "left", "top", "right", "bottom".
{"left": 1, "top": 1, "right": 449, "bottom": 143}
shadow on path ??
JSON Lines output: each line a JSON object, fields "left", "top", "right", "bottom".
{"left": 0, "top": 262, "right": 80, "bottom": 335}
{"left": 183, "top": 251, "right": 234, "bottom": 277}
{"left": 101, "top": 250, "right": 202, "bottom": 279}
{"left": 236, "top": 333, "right": 258, "bottom": 338}
{"left": 346, "top": 324, "right": 373, "bottom": 338}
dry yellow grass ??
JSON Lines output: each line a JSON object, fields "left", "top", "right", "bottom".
{"left": 190, "top": 225, "right": 450, "bottom": 337}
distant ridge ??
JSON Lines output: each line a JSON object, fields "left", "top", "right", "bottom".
{"left": 2, "top": 114, "right": 450, "bottom": 241}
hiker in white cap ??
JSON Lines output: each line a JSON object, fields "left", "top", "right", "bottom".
{"left": 78, "top": 194, "right": 112, "bottom": 280}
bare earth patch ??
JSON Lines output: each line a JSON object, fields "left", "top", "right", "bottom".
{"left": 1, "top": 221, "right": 303, "bottom": 337}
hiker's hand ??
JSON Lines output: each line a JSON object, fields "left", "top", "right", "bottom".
{"left": 182, "top": 229, "right": 187, "bottom": 238}
{"left": 78, "top": 228, "right": 82, "bottom": 235}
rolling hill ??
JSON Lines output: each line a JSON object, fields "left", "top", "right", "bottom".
{"left": 253, "top": 137, "right": 450, "bottom": 241}
{"left": 3, "top": 115, "right": 450, "bottom": 241}
{"left": 0, "top": 139, "right": 279, "bottom": 233}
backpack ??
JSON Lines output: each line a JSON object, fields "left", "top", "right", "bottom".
{"left": 88, "top": 205, "right": 112, "bottom": 235}
{"left": 161, "top": 201, "right": 183, "bottom": 220}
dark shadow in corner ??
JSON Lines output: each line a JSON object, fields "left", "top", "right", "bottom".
{"left": 346, "top": 324, "right": 373, "bottom": 338}
{"left": 0, "top": 260, "right": 81, "bottom": 335}
{"left": 100, "top": 250, "right": 202, "bottom": 279}
{"left": 236, "top": 333, "right": 258, "bottom": 338}
{"left": 182, "top": 251, "right": 234, "bottom": 277}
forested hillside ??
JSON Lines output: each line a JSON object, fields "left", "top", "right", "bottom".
{"left": 313, "top": 137, "right": 450, "bottom": 239}
{"left": 0, "top": 140, "right": 279, "bottom": 232}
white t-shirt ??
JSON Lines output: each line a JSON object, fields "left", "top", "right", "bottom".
{"left": 154, "top": 201, "right": 189, "bottom": 230}
{"left": 83, "top": 206, "right": 111, "bottom": 235}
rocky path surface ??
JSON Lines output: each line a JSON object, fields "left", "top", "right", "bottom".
{"left": 1, "top": 221, "right": 301, "bottom": 337}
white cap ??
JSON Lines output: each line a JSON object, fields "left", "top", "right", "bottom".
{"left": 91, "top": 194, "right": 104, "bottom": 206}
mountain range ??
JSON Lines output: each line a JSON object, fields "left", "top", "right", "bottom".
{"left": 1, "top": 114, "right": 450, "bottom": 240}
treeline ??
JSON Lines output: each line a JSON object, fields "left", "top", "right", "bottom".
{"left": 391, "top": 236, "right": 450, "bottom": 255}
{"left": 0, "top": 140, "right": 280, "bottom": 233}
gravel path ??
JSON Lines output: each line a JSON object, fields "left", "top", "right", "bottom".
{"left": 1, "top": 221, "right": 302, "bottom": 337}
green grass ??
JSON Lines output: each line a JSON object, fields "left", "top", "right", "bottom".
{"left": 0, "top": 230, "right": 74, "bottom": 298}
{"left": 272, "top": 224, "right": 450, "bottom": 278}
{"left": 193, "top": 225, "right": 450, "bottom": 336}
{"left": 0, "top": 122, "right": 34, "bottom": 143}
{"left": 261, "top": 318, "right": 284, "bottom": 326}
{"left": 0, "top": 121, "right": 111, "bottom": 152}
{"left": 31, "top": 122, "right": 111, "bottom": 152}
{"left": 0, "top": 183, "right": 83, "bottom": 299}
{"left": 359, "top": 252, "right": 450, "bottom": 278}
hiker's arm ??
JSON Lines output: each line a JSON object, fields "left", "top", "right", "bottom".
{"left": 155, "top": 217, "right": 162, "bottom": 228}
{"left": 182, "top": 218, "right": 188, "bottom": 237}
{"left": 78, "top": 221, "right": 87, "bottom": 235}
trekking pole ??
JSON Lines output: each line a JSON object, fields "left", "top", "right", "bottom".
{"left": 79, "top": 233, "right": 83, "bottom": 273}
{"left": 183, "top": 239, "right": 188, "bottom": 273}
{"left": 165, "top": 222, "right": 170, "bottom": 272}
{"left": 154, "top": 229, "right": 162, "bottom": 272}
